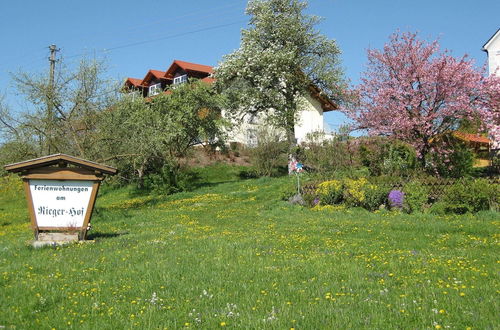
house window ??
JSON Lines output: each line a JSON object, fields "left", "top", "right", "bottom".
{"left": 173, "top": 74, "right": 188, "bottom": 85}
{"left": 149, "top": 83, "right": 162, "bottom": 96}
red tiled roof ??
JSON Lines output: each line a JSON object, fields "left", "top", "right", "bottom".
{"left": 150, "top": 70, "right": 166, "bottom": 79}
{"left": 141, "top": 70, "right": 166, "bottom": 86}
{"left": 164, "top": 60, "right": 213, "bottom": 79}
{"left": 125, "top": 78, "right": 143, "bottom": 87}
{"left": 453, "top": 131, "right": 491, "bottom": 144}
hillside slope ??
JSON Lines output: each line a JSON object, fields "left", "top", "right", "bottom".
{"left": 0, "top": 166, "right": 499, "bottom": 329}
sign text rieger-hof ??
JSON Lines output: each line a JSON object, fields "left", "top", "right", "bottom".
{"left": 30, "top": 180, "right": 93, "bottom": 228}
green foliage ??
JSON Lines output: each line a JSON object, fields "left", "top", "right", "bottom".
{"left": 403, "top": 180, "right": 430, "bottom": 213}
{"left": 342, "top": 177, "right": 369, "bottom": 207}
{"left": 301, "top": 191, "right": 317, "bottom": 207}
{"left": 143, "top": 164, "right": 199, "bottom": 195}
{"left": 429, "top": 142, "right": 475, "bottom": 178}
{"left": 439, "top": 178, "right": 498, "bottom": 214}
{"left": 359, "top": 137, "right": 417, "bottom": 176}
{"left": 363, "top": 184, "right": 389, "bottom": 211}
{"left": 314, "top": 177, "right": 388, "bottom": 211}
{"left": 0, "top": 140, "right": 37, "bottom": 176}
{"left": 215, "top": 0, "right": 347, "bottom": 143}
{"left": 9, "top": 58, "right": 115, "bottom": 157}
{"left": 97, "top": 80, "right": 226, "bottom": 189}
{"left": 0, "top": 174, "right": 24, "bottom": 197}
{"left": 249, "top": 127, "right": 288, "bottom": 177}
{"left": 315, "top": 179, "right": 343, "bottom": 205}
{"left": 302, "top": 129, "right": 358, "bottom": 175}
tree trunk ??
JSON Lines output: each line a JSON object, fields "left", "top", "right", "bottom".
{"left": 287, "top": 127, "right": 296, "bottom": 151}
{"left": 285, "top": 109, "right": 297, "bottom": 153}
{"left": 136, "top": 160, "right": 147, "bottom": 189}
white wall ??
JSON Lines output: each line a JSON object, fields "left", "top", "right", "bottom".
{"left": 485, "top": 31, "right": 500, "bottom": 150}
{"left": 294, "top": 95, "right": 324, "bottom": 144}
{"left": 225, "top": 95, "right": 327, "bottom": 146}
{"left": 485, "top": 31, "right": 500, "bottom": 77}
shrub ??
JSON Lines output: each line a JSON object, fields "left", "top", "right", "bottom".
{"left": 0, "top": 174, "right": 24, "bottom": 198}
{"left": 314, "top": 177, "right": 388, "bottom": 211}
{"left": 363, "top": 184, "right": 389, "bottom": 211}
{"left": 403, "top": 181, "right": 429, "bottom": 213}
{"left": 426, "top": 137, "right": 475, "bottom": 178}
{"left": 143, "top": 164, "right": 198, "bottom": 195}
{"left": 302, "top": 129, "right": 357, "bottom": 175}
{"left": 250, "top": 128, "right": 288, "bottom": 177}
{"left": 316, "top": 179, "right": 343, "bottom": 205}
{"left": 440, "top": 178, "right": 497, "bottom": 214}
{"left": 343, "top": 178, "right": 368, "bottom": 207}
{"left": 0, "top": 141, "right": 37, "bottom": 177}
{"left": 302, "top": 193, "right": 319, "bottom": 207}
{"left": 359, "top": 137, "right": 417, "bottom": 177}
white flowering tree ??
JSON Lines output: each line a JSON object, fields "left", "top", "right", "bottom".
{"left": 215, "top": 0, "right": 347, "bottom": 147}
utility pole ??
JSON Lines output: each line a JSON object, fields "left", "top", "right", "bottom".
{"left": 49, "top": 44, "right": 57, "bottom": 88}
{"left": 47, "top": 44, "right": 59, "bottom": 154}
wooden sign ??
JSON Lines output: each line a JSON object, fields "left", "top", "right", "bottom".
{"left": 4, "top": 154, "right": 117, "bottom": 241}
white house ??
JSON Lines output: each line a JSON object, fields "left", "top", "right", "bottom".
{"left": 483, "top": 28, "right": 500, "bottom": 76}
{"left": 483, "top": 28, "right": 500, "bottom": 151}
{"left": 226, "top": 88, "right": 338, "bottom": 146}
{"left": 124, "top": 59, "right": 338, "bottom": 146}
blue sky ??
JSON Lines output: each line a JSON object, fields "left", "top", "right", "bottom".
{"left": 0, "top": 0, "right": 498, "bottom": 131}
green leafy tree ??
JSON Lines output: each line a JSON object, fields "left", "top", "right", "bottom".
{"left": 215, "top": 0, "right": 347, "bottom": 146}
{"left": 2, "top": 58, "right": 116, "bottom": 158}
{"left": 97, "top": 80, "right": 227, "bottom": 188}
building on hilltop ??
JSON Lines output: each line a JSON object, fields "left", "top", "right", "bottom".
{"left": 123, "top": 59, "right": 337, "bottom": 145}
{"left": 124, "top": 60, "right": 213, "bottom": 98}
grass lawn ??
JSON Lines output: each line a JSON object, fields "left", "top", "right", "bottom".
{"left": 0, "top": 164, "right": 499, "bottom": 329}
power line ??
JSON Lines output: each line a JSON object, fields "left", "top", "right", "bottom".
{"left": 0, "top": 46, "right": 49, "bottom": 68}
{"left": 0, "top": 3, "right": 246, "bottom": 72}
{"left": 110, "top": 3, "right": 243, "bottom": 36}
{"left": 67, "top": 3, "right": 244, "bottom": 49}
{"left": 66, "top": 20, "right": 246, "bottom": 59}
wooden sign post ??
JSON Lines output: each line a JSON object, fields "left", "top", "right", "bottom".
{"left": 4, "top": 154, "right": 117, "bottom": 244}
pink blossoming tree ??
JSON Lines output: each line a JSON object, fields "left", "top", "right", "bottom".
{"left": 346, "top": 31, "right": 500, "bottom": 165}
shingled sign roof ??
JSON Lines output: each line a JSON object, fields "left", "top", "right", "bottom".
{"left": 4, "top": 154, "right": 117, "bottom": 175}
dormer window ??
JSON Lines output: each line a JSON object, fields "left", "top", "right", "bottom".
{"left": 173, "top": 74, "right": 188, "bottom": 85}
{"left": 148, "top": 83, "right": 162, "bottom": 96}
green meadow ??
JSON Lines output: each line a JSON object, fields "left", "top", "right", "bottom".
{"left": 0, "top": 165, "right": 499, "bottom": 329}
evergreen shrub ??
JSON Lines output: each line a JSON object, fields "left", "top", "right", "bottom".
{"left": 363, "top": 184, "right": 390, "bottom": 211}
{"left": 439, "top": 178, "right": 497, "bottom": 214}
{"left": 403, "top": 181, "right": 430, "bottom": 213}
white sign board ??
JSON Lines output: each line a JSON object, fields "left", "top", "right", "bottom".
{"left": 29, "top": 179, "right": 93, "bottom": 228}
